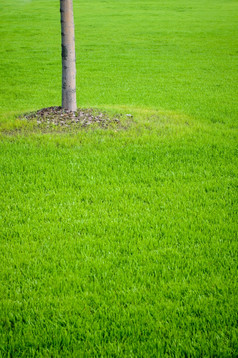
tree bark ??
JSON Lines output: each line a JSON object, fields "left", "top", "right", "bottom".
{"left": 60, "top": 0, "right": 77, "bottom": 111}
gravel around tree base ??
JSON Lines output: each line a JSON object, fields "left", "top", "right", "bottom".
{"left": 21, "top": 106, "right": 122, "bottom": 129}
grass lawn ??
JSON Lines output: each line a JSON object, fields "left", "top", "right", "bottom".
{"left": 0, "top": 0, "right": 237, "bottom": 356}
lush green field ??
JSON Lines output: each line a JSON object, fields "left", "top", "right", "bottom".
{"left": 1, "top": 0, "right": 238, "bottom": 125}
{"left": 0, "top": 0, "right": 237, "bottom": 356}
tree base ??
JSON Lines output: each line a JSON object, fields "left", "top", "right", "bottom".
{"left": 22, "top": 106, "right": 121, "bottom": 129}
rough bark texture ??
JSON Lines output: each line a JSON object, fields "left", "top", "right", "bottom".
{"left": 60, "top": 0, "right": 77, "bottom": 111}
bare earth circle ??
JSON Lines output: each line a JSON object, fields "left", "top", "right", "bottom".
{"left": 21, "top": 106, "right": 121, "bottom": 129}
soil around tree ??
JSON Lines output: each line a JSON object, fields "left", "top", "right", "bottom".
{"left": 21, "top": 106, "right": 123, "bottom": 130}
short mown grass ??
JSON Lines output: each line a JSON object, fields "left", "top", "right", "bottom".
{"left": 0, "top": 0, "right": 237, "bottom": 356}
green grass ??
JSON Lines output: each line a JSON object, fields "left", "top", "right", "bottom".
{"left": 0, "top": 0, "right": 238, "bottom": 125}
{"left": 0, "top": 0, "right": 238, "bottom": 356}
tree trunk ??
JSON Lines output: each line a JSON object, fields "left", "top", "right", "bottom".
{"left": 60, "top": 0, "right": 77, "bottom": 111}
